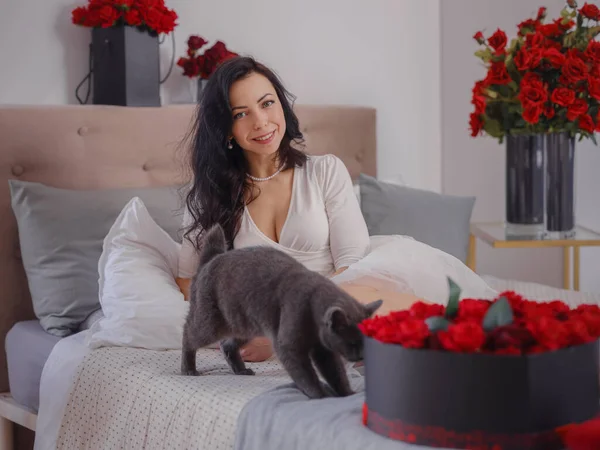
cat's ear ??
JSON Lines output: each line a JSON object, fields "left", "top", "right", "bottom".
{"left": 324, "top": 306, "right": 348, "bottom": 332}
{"left": 364, "top": 299, "right": 383, "bottom": 317}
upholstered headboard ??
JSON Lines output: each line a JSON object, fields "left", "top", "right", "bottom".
{"left": 0, "top": 103, "right": 376, "bottom": 393}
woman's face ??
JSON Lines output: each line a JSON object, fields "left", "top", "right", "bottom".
{"left": 228, "top": 72, "right": 286, "bottom": 158}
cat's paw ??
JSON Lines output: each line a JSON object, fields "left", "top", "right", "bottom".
{"left": 181, "top": 368, "right": 199, "bottom": 376}
{"left": 236, "top": 368, "right": 255, "bottom": 376}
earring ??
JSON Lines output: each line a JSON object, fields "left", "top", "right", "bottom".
{"left": 227, "top": 138, "right": 233, "bottom": 149}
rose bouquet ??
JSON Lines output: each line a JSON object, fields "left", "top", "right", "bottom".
{"left": 360, "top": 277, "right": 600, "bottom": 450}
{"left": 359, "top": 280, "right": 600, "bottom": 355}
{"left": 71, "top": 0, "right": 178, "bottom": 35}
{"left": 469, "top": 1, "right": 600, "bottom": 143}
{"left": 177, "top": 35, "right": 238, "bottom": 79}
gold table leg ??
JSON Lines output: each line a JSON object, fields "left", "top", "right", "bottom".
{"left": 563, "top": 247, "right": 570, "bottom": 290}
{"left": 467, "top": 234, "right": 476, "bottom": 272}
{"left": 574, "top": 246, "right": 580, "bottom": 291}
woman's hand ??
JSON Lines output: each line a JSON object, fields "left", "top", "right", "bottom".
{"left": 240, "top": 337, "right": 273, "bottom": 362}
{"left": 329, "top": 266, "right": 348, "bottom": 278}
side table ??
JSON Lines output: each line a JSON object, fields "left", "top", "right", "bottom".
{"left": 468, "top": 222, "right": 600, "bottom": 291}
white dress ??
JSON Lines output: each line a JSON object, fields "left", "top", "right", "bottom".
{"left": 178, "top": 154, "right": 497, "bottom": 305}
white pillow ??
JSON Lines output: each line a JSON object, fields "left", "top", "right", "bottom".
{"left": 86, "top": 197, "right": 189, "bottom": 350}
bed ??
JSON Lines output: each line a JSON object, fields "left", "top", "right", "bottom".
{"left": 1, "top": 104, "right": 599, "bottom": 450}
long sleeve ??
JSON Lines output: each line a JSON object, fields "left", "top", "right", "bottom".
{"left": 178, "top": 206, "right": 201, "bottom": 278}
{"left": 318, "top": 155, "right": 370, "bottom": 270}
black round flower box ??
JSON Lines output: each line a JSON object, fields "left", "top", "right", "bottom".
{"left": 363, "top": 336, "right": 600, "bottom": 450}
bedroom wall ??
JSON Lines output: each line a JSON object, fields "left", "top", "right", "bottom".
{"left": 441, "top": 0, "right": 600, "bottom": 293}
{"left": 0, "top": 0, "right": 442, "bottom": 194}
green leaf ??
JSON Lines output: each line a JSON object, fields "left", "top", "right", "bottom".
{"left": 591, "top": 133, "right": 598, "bottom": 146}
{"left": 425, "top": 316, "right": 451, "bottom": 333}
{"left": 587, "top": 26, "right": 600, "bottom": 39}
{"left": 482, "top": 296, "right": 514, "bottom": 332}
{"left": 474, "top": 48, "right": 493, "bottom": 62}
{"left": 445, "top": 277, "right": 461, "bottom": 319}
{"left": 483, "top": 118, "right": 504, "bottom": 138}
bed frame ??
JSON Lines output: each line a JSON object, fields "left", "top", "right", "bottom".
{"left": 0, "top": 103, "right": 377, "bottom": 449}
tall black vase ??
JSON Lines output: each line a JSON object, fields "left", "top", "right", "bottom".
{"left": 505, "top": 135, "right": 545, "bottom": 238}
{"left": 546, "top": 132, "right": 576, "bottom": 238}
{"left": 91, "top": 26, "right": 161, "bottom": 107}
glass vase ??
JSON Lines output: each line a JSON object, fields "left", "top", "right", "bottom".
{"left": 545, "top": 132, "right": 576, "bottom": 238}
{"left": 505, "top": 134, "right": 546, "bottom": 238}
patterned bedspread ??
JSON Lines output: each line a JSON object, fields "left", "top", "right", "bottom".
{"left": 55, "top": 347, "right": 296, "bottom": 450}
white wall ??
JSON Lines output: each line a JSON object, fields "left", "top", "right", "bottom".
{"left": 441, "top": 0, "right": 600, "bottom": 293}
{"left": 0, "top": 0, "right": 442, "bottom": 193}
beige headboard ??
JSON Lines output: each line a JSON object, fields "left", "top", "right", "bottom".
{"left": 0, "top": 103, "right": 376, "bottom": 393}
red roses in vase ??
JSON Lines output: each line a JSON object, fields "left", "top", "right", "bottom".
{"left": 469, "top": 1, "right": 600, "bottom": 143}
{"left": 177, "top": 35, "right": 238, "bottom": 80}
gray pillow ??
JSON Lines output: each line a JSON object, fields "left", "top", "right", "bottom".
{"left": 9, "top": 180, "right": 185, "bottom": 337}
{"left": 358, "top": 174, "right": 475, "bottom": 263}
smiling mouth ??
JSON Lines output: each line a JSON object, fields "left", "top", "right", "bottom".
{"left": 253, "top": 131, "right": 275, "bottom": 142}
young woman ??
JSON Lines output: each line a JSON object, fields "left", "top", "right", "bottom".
{"left": 177, "top": 56, "right": 496, "bottom": 362}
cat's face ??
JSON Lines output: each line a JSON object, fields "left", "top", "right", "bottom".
{"left": 320, "top": 300, "right": 382, "bottom": 362}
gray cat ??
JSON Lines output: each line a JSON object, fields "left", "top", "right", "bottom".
{"left": 181, "top": 223, "right": 382, "bottom": 399}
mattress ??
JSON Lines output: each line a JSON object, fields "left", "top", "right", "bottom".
{"left": 6, "top": 320, "right": 62, "bottom": 412}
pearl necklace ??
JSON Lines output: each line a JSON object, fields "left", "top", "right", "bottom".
{"left": 247, "top": 167, "right": 283, "bottom": 182}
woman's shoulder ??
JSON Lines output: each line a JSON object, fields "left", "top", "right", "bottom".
{"left": 304, "top": 153, "right": 347, "bottom": 177}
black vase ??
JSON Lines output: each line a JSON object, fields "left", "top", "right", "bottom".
{"left": 505, "top": 135, "right": 545, "bottom": 237}
{"left": 546, "top": 132, "right": 576, "bottom": 238}
{"left": 91, "top": 26, "right": 161, "bottom": 107}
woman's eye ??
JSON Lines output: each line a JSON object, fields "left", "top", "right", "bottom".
{"left": 234, "top": 111, "right": 246, "bottom": 120}
{"left": 263, "top": 100, "right": 274, "bottom": 108}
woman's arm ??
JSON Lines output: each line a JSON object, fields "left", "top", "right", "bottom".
{"left": 319, "top": 155, "right": 370, "bottom": 270}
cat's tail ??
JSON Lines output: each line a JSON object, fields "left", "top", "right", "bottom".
{"left": 198, "top": 223, "right": 228, "bottom": 266}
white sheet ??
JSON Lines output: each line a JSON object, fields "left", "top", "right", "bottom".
{"left": 34, "top": 330, "right": 90, "bottom": 450}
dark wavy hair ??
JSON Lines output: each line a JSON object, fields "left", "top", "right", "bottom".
{"left": 183, "top": 56, "right": 307, "bottom": 250}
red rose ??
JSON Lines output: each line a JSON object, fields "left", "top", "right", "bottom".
{"left": 487, "top": 29, "right": 507, "bottom": 52}
{"left": 98, "top": 4, "right": 119, "bottom": 27}
{"left": 564, "top": 317, "right": 594, "bottom": 345}
{"left": 525, "top": 32, "right": 544, "bottom": 48}
{"left": 472, "top": 93, "right": 486, "bottom": 115}
{"left": 526, "top": 316, "right": 569, "bottom": 351}
{"left": 124, "top": 8, "right": 142, "bottom": 26}
{"left": 537, "top": 7, "right": 547, "bottom": 20}
{"left": 187, "top": 35, "right": 208, "bottom": 51}
{"left": 438, "top": 322, "right": 486, "bottom": 353}
{"left": 469, "top": 113, "right": 483, "bottom": 137}
{"left": 575, "top": 306, "right": 600, "bottom": 337}
{"left": 580, "top": 3, "right": 600, "bottom": 20}
{"left": 514, "top": 50, "right": 532, "bottom": 71}
{"left": 485, "top": 61, "right": 511, "bottom": 85}
{"left": 71, "top": 6, "right": 88, "bottom": 24}
{"left": 579, "top": 114, "right": 595, "bottom": 133}
{"left": 584, "top": 41, "right": 600, "bottom": 65}
{"left": 567, "top": 98, "right": 588, "bottom": 121}
{"left": 519, "top": 82, "right": 548, "bottom": 106}
{"left": 373, "top": 319, "right": 429, "bottom": 348}
{"left": 409, "top": 301, "right": 445, "bottom": 320}
{"left": 555, "top": 18, "right": 575, "bottom": 32}
{"left": 543, "top": 48, "right": 566, "bottom": 68}
{"left": 521, "top": 72, "right": 543, "bottom": 86}
{"left": 518, "top": 19, "right": 539, "bottom": 36}
{"left": 457, "top": 299, "right": 491, "bottom": 322}
{"left": 539, "top": 23, "right": 562, "bottom": 38}
{"left": 487, "top": 324, "right": 535, "bottom": 354}
{"left": 563, "top": 53, "right": 589, "bottom": 85}
{"left": 588, "top": 77, "right": 600, "bottom": 100}
{"left": 551, "top": 87, "right": 576, "bottom": 106}
{"left": 545, "top": 105, "right": 556, "bottom": 119}
{"left": 547, "top": 300, "right": 571, "bottom": 316}
{"left": 473, "top": 31, "right": 485, "bottom": 44}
